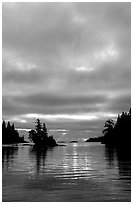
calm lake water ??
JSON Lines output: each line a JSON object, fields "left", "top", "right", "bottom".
{"left": 2, "top": 142, "right": 131, "bottom": 202}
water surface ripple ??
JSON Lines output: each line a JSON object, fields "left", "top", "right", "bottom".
{"left": 2, "top": 142, "right": 131, "bottom": 202}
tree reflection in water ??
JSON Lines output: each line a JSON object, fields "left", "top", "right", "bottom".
{"left": 105, "top": 145, "right": 115, "bottom": 167}
{"left": 115, "top": 147, "right": 131, "bottom": 179}
{"left": 2, "top": 146, "right": 18, "bottom": 170}
{"left": 29, "top": 146, "right": 54, "bottom": 173}
{"left": 105, "top": 144, "right": 131, "bottom": 179}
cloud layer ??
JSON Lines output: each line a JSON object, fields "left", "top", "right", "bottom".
{"left": 2, "top": 3, "right": 131, "bottom": 136}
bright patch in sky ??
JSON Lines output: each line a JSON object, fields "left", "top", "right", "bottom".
{"left": 8, "top": 117, "right": 27, "bottom": 124}
{"left": 50, "top": 129, "right": 69, "bottom": 132}
{"left": 17, "top": 128, "right": 31, "bottom": 132}
{"left": 25, "top": 113, "right": 98, "bottom": 121}
{"left": 20, "top": 119, "right": 27, "bottom": 123}
{"left": 3, "top": 51, "right": 37, "bottom": 71}
{"left": 76, "top": 66, "right": 94, "bottom": 72}
{"left": 95, "top": 44, "right": 119, "bottom": 62}
{"left": 21, "top": 112, "right": 118, "bottom": 122}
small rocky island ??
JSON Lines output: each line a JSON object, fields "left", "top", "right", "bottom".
{"left": 28, "top": 119, "right": 58, "bottom": 147}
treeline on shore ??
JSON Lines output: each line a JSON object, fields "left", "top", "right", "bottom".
{"left": 2, "top": 108, "right": 131, "bottom": 149}
{"left": 2, "top": 119, "right": 57, "bottom": 147}
{"left": 86, "top": 108, "right": 131, "bottom": 149}
{"left": 2, "top": 121, "right": 26, "bottom": 144}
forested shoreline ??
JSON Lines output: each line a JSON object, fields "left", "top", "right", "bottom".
{"left": 2, "top": 121, "right": 26, "bottom": 144}
{"left": 86, "top": 108, "right": 131, "bottom": 151}
{"left": 2, "top": 109, "right": 131, "bottom": 149}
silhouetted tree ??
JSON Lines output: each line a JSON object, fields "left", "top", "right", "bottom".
{"left": 102, "top": 108, "right": 131, "bottom": 149}
{"left": 35, "top": 119, "right": 42, "bottom": 135}
{"left": 11, "top": 124, "right": 15, "bottom": 132}
{"left": 28, "top": 119, "right": 58, "bottom": 147}
{"left": 2, "top": 120, "right": 26, "bottom": 144}
{"left": 103, "top": 119, "right": 114, "bottom": 135}
{"left": 42, "top": 123, "right": 48, "bottom": 137}
{"left": 102, "top": 119, "right": 114, "bottom": 144}
{"left": 2, "top": 121, "right": 6, "bottom": 144}
{"left": 113, "top": 109, "right": 131, "bottom": 146}
{"left": 28, "top": 129, "right": 37, "bottom": 143}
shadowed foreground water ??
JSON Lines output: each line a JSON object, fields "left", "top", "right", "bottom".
{"left": 2, "top": 142, "right": 131, "bottom": 202}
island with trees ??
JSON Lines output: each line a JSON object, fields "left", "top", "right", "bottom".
{"left": 2, "top": 120, "right": 26, "bottom": 144}
{"left": 28, "top": 119, "right": 58, "bottom": 147}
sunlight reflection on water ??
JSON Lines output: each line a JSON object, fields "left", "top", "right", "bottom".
{"left": 2, "top": 142, "right": 131, "bottom": 202}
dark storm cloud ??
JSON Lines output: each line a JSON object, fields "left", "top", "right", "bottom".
{"left": 2, "top": 2, "right": 131, "bottom": 133}
{"left": 13, "top": 92, "right": 109, "bottom": 107}
{"left": 2, "top": 92, "right": 108, "bottom": 117}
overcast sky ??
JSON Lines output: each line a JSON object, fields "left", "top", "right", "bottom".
{"left": 2, "top": 2, "right": 131, "bottom": 135}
